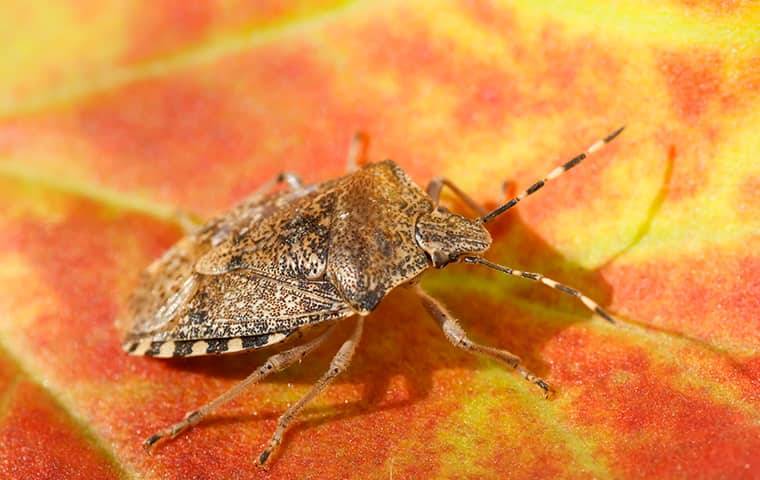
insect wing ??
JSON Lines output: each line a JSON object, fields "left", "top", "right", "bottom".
{"left": 124, "top": 271, "right": 352, "bottom": 357}
{"left": 194, "top": 182, "right": 338, "bottom": 281}
{"left": 119, "top": 190, "right": 288, "bottom": 337}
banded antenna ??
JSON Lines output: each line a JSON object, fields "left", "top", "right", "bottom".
{"left": 480, "top": 126, "right": 625, "bottom": 224}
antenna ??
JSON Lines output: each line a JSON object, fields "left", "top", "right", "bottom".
{"left": 480, "top": 127, "right": 625, "bottom": 224}
{"left": 463, "top": 256, "right": 616, "bottom": 323}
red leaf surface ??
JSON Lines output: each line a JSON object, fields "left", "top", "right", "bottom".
{"left": 0, "top": 1, "right": 758, "bottom": 479}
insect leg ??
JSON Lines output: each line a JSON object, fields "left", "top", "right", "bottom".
{"left": 415, "top": 286, "right": 551, "bottom": 397}
{"left": 276, "top": 172, "right": 304, "bottom": 190}
{"left": 143, "top": 325, "right": 337, "bottom": 450}
{"left": 173, "top": 210, "right": 205, "bottom": 234}
{"left": 426, "top": 177, "right": 488, "bottom": 216}
{"left": 258, "top": 317, "right": 365, "bottom": 466}
{"left": 463, "top": 257, "right": 616, "bottom": 324}
{"left": 345, "top": 131, "right": 370, "bottom": 172}
{"left": 171, "top": 166, "right": 300, "bottom": 236}
{"left": 250, "top": 171, "right": 304, "bottom": 195}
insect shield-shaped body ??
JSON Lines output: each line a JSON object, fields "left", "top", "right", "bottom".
{"left": 119, "top": 128, "right": 623, "bottom": 465}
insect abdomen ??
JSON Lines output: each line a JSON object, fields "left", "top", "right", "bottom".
{"left": 124, "top": 332, "right": 290, "bottom": 358}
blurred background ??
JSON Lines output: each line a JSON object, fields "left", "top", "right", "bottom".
{"left": 0, "top": 1, "right": 758, "bottom": 479}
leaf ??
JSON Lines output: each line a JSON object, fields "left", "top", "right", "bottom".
{"left": 0, "top": 1, "right": 758, "bottom": 478}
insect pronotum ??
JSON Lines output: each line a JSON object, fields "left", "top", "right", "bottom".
{"left": 119, "top": 126, "right": 624, "bottom": 465}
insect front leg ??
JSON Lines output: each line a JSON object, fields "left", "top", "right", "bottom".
{"left": 345, "top": 131, "right": 370, "bottom": 172}
{"left": 143, "top": 326, "right": 337, "bottom": 450}
{"left": 426, "top": 177, "right": 487, "bottom": 216}
{"left": 258, "top": 317, "right": 365, "bottom": 466}
{"left": 415, "top": 286, "right": 551, "bottom": 397}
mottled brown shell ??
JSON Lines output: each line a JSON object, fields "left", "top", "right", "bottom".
{"left": 118, "top": 160, "right": 435, "bottom": 357}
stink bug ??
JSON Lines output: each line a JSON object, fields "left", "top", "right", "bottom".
{"left": 119, "top": 127, "right": 624, "bottom": 465}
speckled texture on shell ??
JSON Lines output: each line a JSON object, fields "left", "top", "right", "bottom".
{"left": 119, "top": 160, "right": 435, "bottom": 354}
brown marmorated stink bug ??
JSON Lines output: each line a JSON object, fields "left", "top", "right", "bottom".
{"left": 119, "top": 127, "right": 624, "bottom": 465}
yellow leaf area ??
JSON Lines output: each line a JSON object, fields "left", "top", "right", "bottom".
{"left": 0, "top": 1, "right": 758, "bottom": 479}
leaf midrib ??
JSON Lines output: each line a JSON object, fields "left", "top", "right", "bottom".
{"left": 0, "top": 0, "right": 364, "bottom": 118}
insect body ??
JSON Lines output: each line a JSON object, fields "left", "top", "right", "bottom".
{"left": 119, "top": 127, "right": 624, "bottom": 465}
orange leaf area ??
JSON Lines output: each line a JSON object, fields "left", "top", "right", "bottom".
{"left": 0, "top": 350, "right": 122, "bottom": 479}
{"left": 0, "top": 1, "right": 758, "bottom": 479}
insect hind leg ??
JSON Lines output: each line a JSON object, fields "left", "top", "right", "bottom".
{"left": 415, "top": 286, "right": 551, "bottom": 397}
{"left": 275, "top": 172, "right": 304, "bottom": 191}
{"left": 245, "top": 171, "right": 304, "bottom": 200}
{"left": 172, "top": 210, "right": 205, "bottom": 234}
{"left": 258, "top": 317, "right": 364, "bottom": 466}
{"left": 143, "top": 326, "right": 336, "bottom": 450}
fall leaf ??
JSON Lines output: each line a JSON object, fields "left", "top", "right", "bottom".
{"left": 0, "top": 1, "right": 758, "bottom": 479}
